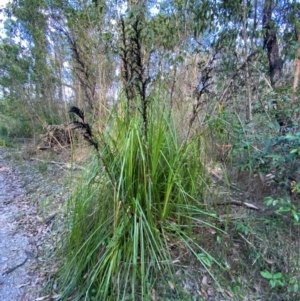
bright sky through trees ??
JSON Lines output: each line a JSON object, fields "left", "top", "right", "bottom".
{"left": 0, "top": 0, "right": 9, "bottom": 7}
{"left": 0, "top": 0, "right": 9, "bottom": 37}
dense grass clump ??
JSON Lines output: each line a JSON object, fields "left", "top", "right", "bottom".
{"left": 58, "top": 100, "right": 214, "bottom": 300}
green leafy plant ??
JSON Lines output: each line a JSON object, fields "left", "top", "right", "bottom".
{"left": 57, "top": 99, "right": 218, "bottom": 300}
{"left": 0, "top": 137, "right": 6, "bottom": 146}
{"left": 287, "top": 277, "right": 299, "bottom": 294}
{"left": 197, "top": 252, "right": 214, "bottom": 268}
{"left": 260, "top": 270, "right": 285, "bottom": 289}
{"left": 235, "top": 221, "right": 250, "bottom": 235}
{"left": 264, "top": 196, "right": 300, "bottom": 224}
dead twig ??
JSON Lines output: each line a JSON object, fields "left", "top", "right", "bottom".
{"left": 216, "top": 199, "right": 260, "bottom": 210}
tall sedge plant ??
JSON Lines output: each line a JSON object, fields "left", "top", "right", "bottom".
{"left": 58, "top": 98, "right": 215, "bottom": 300}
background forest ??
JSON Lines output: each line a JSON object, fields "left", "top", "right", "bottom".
{"left": 0, "top": 0, "right": 300, "bottom": 300}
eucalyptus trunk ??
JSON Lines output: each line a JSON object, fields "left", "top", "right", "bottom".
{"left": 262, "top": 0, "right": 283, "bottom": 88}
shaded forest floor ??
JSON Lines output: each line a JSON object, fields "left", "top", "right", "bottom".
{"left": 0, "top": 141, "right": 299, "bottom": 301}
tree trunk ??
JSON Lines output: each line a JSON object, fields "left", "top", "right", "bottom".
{"left": 262, "top": 0, "right": 283, "bottom": 88}
{"left": 243, "top": 0, "right": 252, "bottom": 122}
{"left": 291, "top": 29, "right": 300, "bottom": 104}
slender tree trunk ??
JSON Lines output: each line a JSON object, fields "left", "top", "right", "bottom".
{"left": 291, "top": 29, "right": 300, "bottom": 105}
{"left": 243, "top": 0, "right": 252, "bottom": 122}
{"left": 262, "top": 0, "right": 283, "bottom": 88}
{"left": 251, "top": 0, "right": 258, "bottom": 52}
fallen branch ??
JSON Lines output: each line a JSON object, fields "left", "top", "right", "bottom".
{"left": 36, "top": 146, "right": 51, "bottom": 150}
{"left": 238, "top": 232, "right": 254, "bottom": 247}
{"left": 216, "top": 199, "right": 260, "bottom": 210}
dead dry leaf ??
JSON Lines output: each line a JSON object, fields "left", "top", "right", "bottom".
{"left": 224, "top": 289, "right": 233, "bottom": 297}
{"left": 150, "top": 288, "right": 156, "bottom": 301}
{"left": 1, "top": 263, "right": 8, "bottom": 273}
{"left": 51, "top": 294, "right": 61, "bottom": 299}
{"left": 201, "top": 275, "right": 208, "bottom": 286}
{"left": 200, "top": 286, "right": 208, "bottom": 300}
{"left": 168, "top": 280, "right": 175, "bottom": 290}
{"left": 35, "top": 295, "right": 50, "bottom": 301}
{"left": 207, "top": 287, "right": 214, "bottom": 296}
{"left": 264, "top": 258, "right": 275, "bottom": 264}
{"left": 16, "top": 282, "right": 30, "bottom": 288}
{"left": 0, "top": 167, "right": 10, "bottom": 172}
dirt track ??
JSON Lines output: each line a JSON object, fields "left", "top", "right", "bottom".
{"left": 0, "top": 148, "right": 39, "bottom": 300}
{"left": 0, "top": 145, "right": 75, "bottom": 301}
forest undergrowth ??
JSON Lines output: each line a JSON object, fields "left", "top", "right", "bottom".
{"left": 204, "top": 102, "right": 300, "bottom": 301}
{"left": 0, "top": 1, "right": 299, "bottom": 300}
{"left": 49, "top": 97, "right": 300, "bottom": 301}
{"left": 1, "top": 97, "right": 300, "bottom": 301}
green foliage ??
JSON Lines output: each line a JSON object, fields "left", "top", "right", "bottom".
{"left": 0, "top": 98, "right": 47, "bottom": 137}
{"left": 241, "top": 133, "right": 300, "bottom": 174}
{"left": 287, "top": 277, "right": 300, "bottom": 294}
{"left": 1, "top": 0, "right": 299, "bottom": 299}
{"left": 58, "top": 99, "right": 215, "bottom": 300}
{"left": 235, "top": 221, "right": 250, "bottom": 235}
{"left": 196, "top": 252, "right": 214, "bottom": 268}
{"left": 0, "top": 103, "right": 33, "bottom": 137}
{"left": 0, "top": 41, "right": 32, "bottom": 93}
{"left": 264, "top": 195, "right": 300, "bottom": 225}
{"left": 209, "top": 101, "right": 300, "bottom": 182}
{"left": 0, "top": 137, "right": 6, "bottom": 147}
{"left": 260, "top": 270, "right": 285, "bottom": 289}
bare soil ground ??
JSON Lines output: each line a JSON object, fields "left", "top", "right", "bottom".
{"left": 0, "top": 145, "right": 74, "bottom": 301}
{"left": 0, "top": 148, "right": 40, "bottom": 300}
{"left": 0, "top": 157, "right": 39, "bottom": 301}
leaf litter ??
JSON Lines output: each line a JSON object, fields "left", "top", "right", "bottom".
{"left": 0, "top": 146, "right": 75, "bottom": 301}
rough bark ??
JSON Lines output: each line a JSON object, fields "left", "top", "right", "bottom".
{"left": 291, "top": 29, "right": 300, "bottom": 104}
{"left": 262, "top": 0, "right": 283, "bottom": 88}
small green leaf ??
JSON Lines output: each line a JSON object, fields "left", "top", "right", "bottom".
{"left": 278, "top": 280, "right": 285, "bottom": 286}
{"left": 270, "top": 279, "right": 276, "bottom": 288}
{"left": 273, "top": 272, "right": 282, "bottom": 279}
{"left": 292, "top": 210, "right": 299, "bottom": 222}
{"left": 197, "top": 253, "right": 212, "bottom": 267}
{"left": 260, "top": 270, "right": 273, "bottom": 279}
